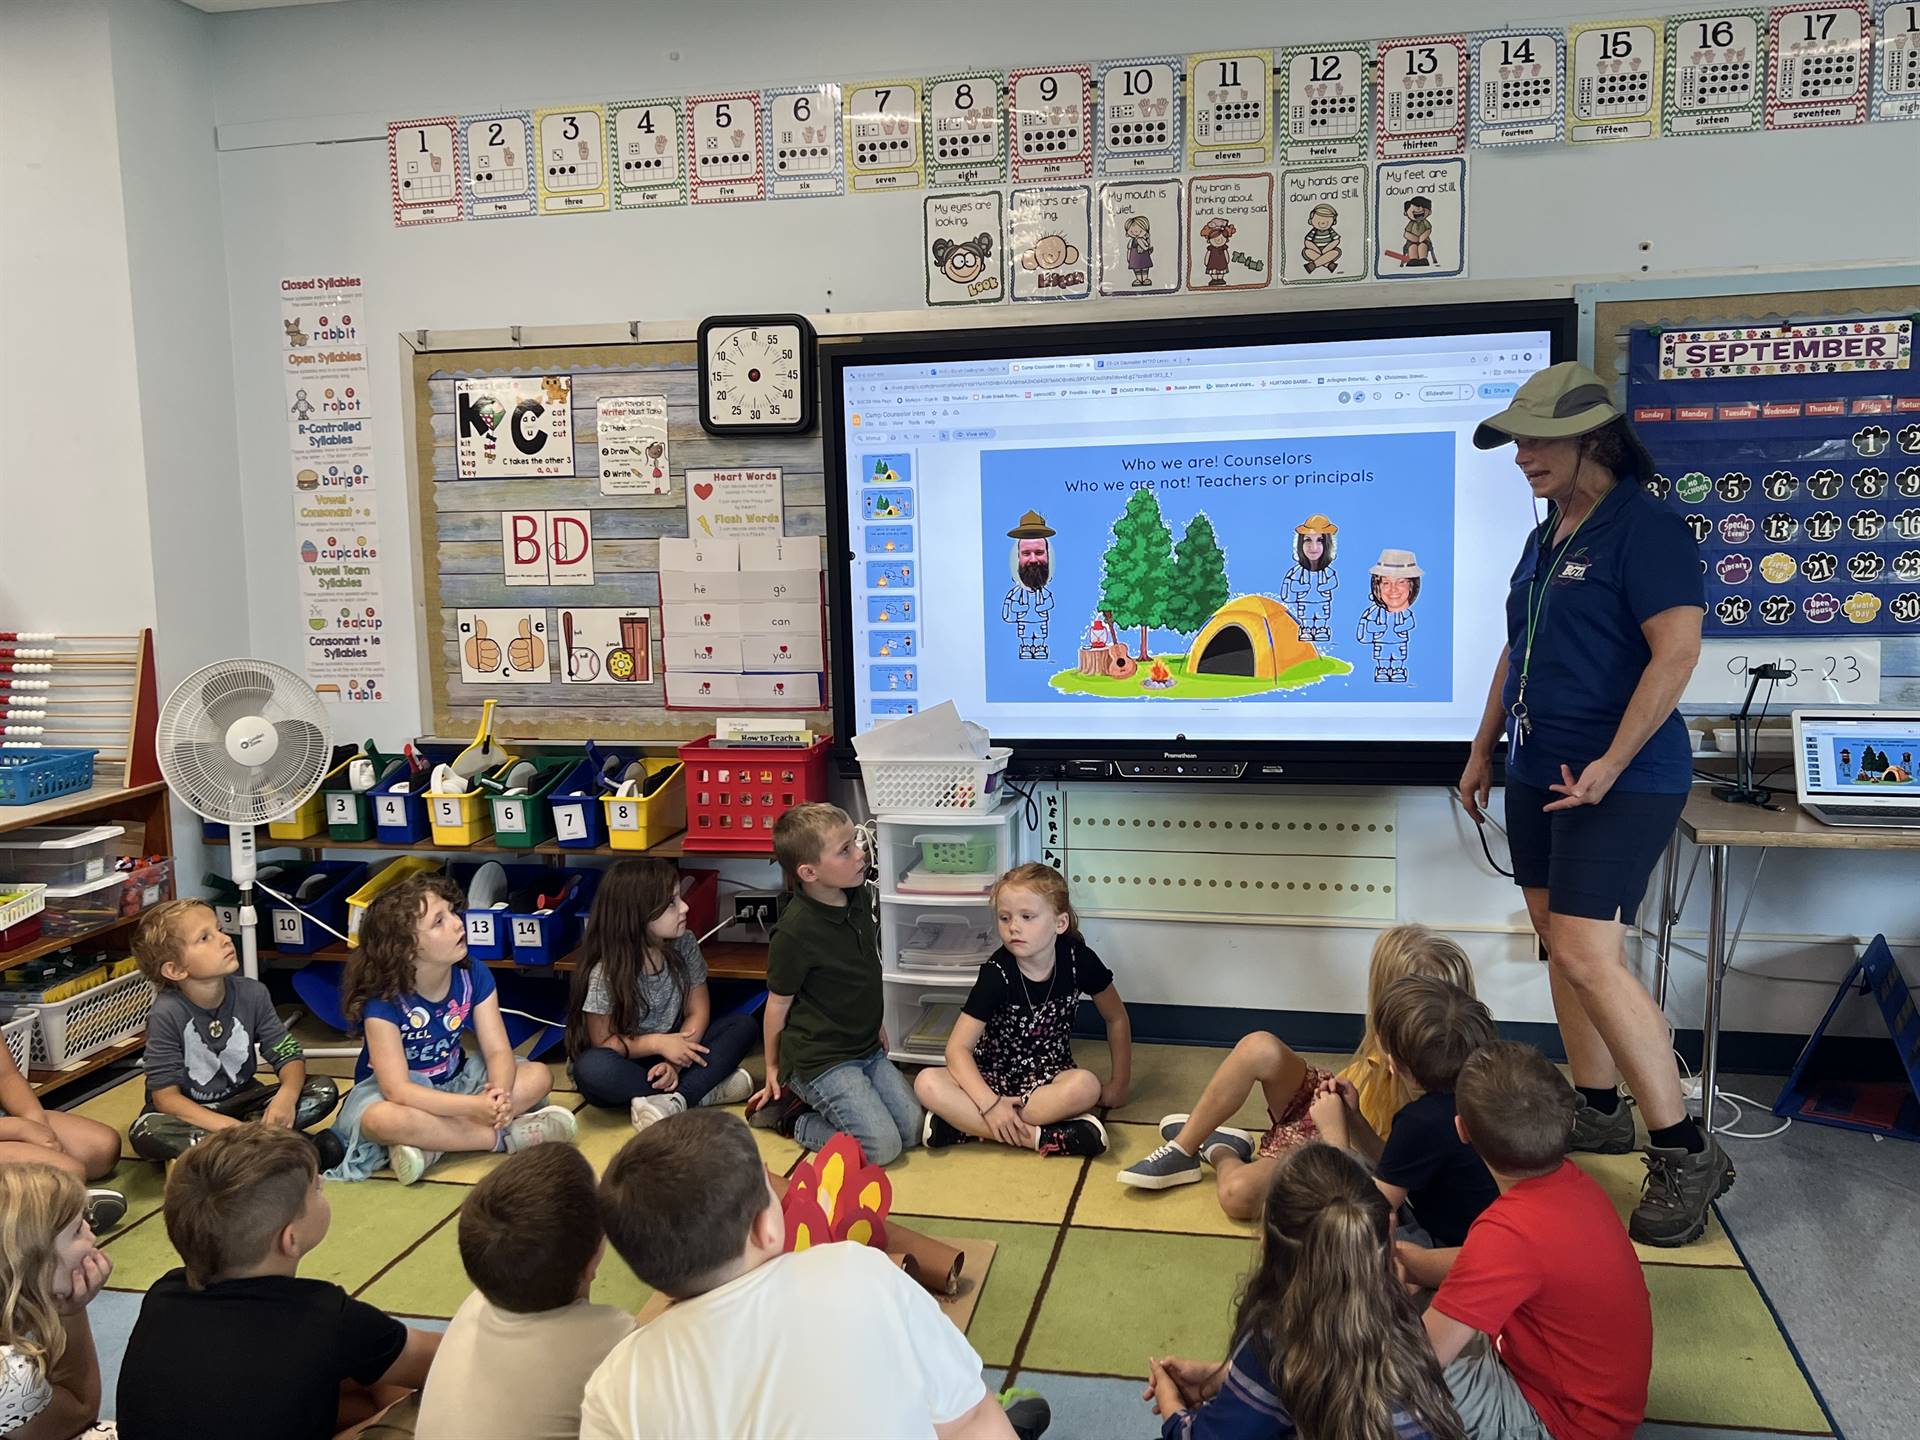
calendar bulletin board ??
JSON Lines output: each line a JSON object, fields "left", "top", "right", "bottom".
{"left": 410, "top": 341, "right": 833, "bottom": 743}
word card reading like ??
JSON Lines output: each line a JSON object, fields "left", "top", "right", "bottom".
{"left": 1008, "top": 65, "right": 1092, "bottom": 181}
{"left": 688, "top": 92, "right": 765, "bottom": 203}
{"left": 389, "top": 119, "right": 461, "bottom": 226}
{"left": 765, "top": 84, "right": 843, "bottom": 199}
{"left": 1187, "top": 50, "right": 1273, "bottom": 167}
{"left": 1096, "top": 57, "right": 1182, "bottom": 175}
{"left": 1568, "top": 19, "right": 1665, "bottom": 140}
{"left": 1469, "top": 29, "right": 1565, "bottom": 146}
{"left": 534, "top": 107, "right": 610, "bottom": 213}
{"left": 461, "top": 112, "right": 535, "bottom": 219}
{"left": 1375, "top": 36, "right": 1469, "bottom": 156}
{"left": 611, "top": 99, "right": 686, "bottom": 209}
{"left": 1279, "top": 43, "right": 1373, "bottom": 163}
{"left": 846, "top": 80, "right": 925, "bottom": 191}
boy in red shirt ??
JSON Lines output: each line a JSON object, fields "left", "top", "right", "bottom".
{"left": 1397, "top": 1041, "right": 1652, "bottom": 1440}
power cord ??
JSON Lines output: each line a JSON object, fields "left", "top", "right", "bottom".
{"left": 1450, "top": 789, "right": 1515, "bottom": 878}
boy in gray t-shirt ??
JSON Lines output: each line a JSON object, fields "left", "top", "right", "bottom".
{"left": 126, "top": 899, "right": 343, "bottom": 1167}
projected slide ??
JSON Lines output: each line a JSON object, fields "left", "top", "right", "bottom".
{"left": 981, "top": 435, "right": 1454, "bottom": 702}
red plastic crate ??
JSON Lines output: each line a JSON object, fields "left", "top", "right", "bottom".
{"left": 677, "top": 736, "right": 832, "bottom": 854}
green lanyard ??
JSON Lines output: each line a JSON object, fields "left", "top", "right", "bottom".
{"left": 1510, "top": 501, "right": 1599, "bottom": 744}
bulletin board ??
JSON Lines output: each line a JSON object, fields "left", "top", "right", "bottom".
{"left": 410, "top": 341, "right": 832, "bottom": 743}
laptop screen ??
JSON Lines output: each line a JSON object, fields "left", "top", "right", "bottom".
{"left": 1800, "top": 718, "right": 1920, "bottom": 797}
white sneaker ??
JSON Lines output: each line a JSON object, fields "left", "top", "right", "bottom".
{"left": 390, "top": 1145, "right": 441, "bottom": 1186}
{"left": 630, "top": 1091, "right": 689, "bottom": 1133}
{"left": 698, "top": 1068, "right": 755, "bottom": 1108}
{"left": 505, "top": 1105, "right": 579, "bottom": 1152}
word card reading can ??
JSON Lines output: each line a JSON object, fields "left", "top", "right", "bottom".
{"left": 688, "top": 92, "right": 765, "bottom": 202}
{"left": 1568, "top": 20, "right": 1664, "bottom": 140}
{"left": 1768, "top": 3, "right": 1871, "bottom": 126}
{"left": 461, "top": 112, "right": 534, "bottom": 219}
{"left": 764, "top": 84, "right": 842, "bottom": 198}
{"left": 925, "top": 72, "right": 1006, "bottom": 187}
{"left": 1877, "top": 0, "right": 1920, "bottom": 118}
{"left": 610, "top": 99, "right": 685, "bottom": 209}
{"left": 1187, "top": 50, "right": 1273, "bottom": 166}
{"left": 534, "top": 107, "right": 610, "bottom": 213}
{"left": 846, "top": 80, "right": 924, "bottom": 191}
{"left": 389, "top": 118, "right": 461, "bottom": 226}
{"left": 1279, "top": 43, "right": 1372, "bottom": 162}
{"left": 1008, "top": 65, "right": 1092, "bottom": 180}
{"left": 1096, "top": 57, "right": 1182, "bottom": 174}
{"left": 1665, "top": 10, "right": 1766, "bottom": 133}
{"left": 1376, "top": 36, "right": 1468, "bottom": 155}
{"left": 1469, "top": 30, "right": 1565, "bottom": 145}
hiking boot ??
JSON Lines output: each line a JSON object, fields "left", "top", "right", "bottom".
{"left": 630, "top": 1092, "right": 689, "bottom": 1134}
{"left": 698, "top": 1068, "right": 756, "bottom": 1108}
{"left": 1117, "top": 1140, "right": 1202, "bottom": 1189}
{"left": 1570, "top": 1096, "right": 1637, "bottom": 1155}
{"left": 1036, "top": 1115, "right": 1108, "bottom": 1158}
{"left": 1158, "top": 1113, "right": 1255, "bottom": 1166}
{"left": 922, "top": 1112, "right": 978, "bottom": 1151}
{"left": 84, "top": 1189, "right": 127, "bottom": 1233}
{"left": 1630, "top": 1136, "right": 1735, "bottom": 1247}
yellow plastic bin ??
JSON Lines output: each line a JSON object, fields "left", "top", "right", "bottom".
{"left": 268, "top": 757, "right": 357, "bottom": 840}
{"left": 344, "top": 856, "right": 442, "bottom": 947}
{"left": 425, "top": 756, "right": 519, "bottom": 848}
{"left": 600, "top": 759, "right": 687, "bottom": 851}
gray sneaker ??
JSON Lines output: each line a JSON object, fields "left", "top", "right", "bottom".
{"left": 1570, "top": 1096, "right": 1636, "bottom": 1155}
{"left": 1117, "top": 1140, "right": 1202, "bottom": 1190}
{"left": 1630, "top": 1136, "right": 1735, "bottom": 1247}
{"left": 1158, "top": 1112, "right": 1255, "bottom": 1166}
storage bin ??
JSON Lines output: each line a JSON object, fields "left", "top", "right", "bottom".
{"left": 0, "top": 826, "right": 126, "bottom": 887}
{"left": 344, "top": 856, "right": 442, "bottom": 946}
{"left": 0, "top": 955, "right": 111, "bottom": 1004}
{"left": 0, "top": 969, "right": 154, "bottom": 1070}
{"left": 602, "top": 760, "right": 687, "bottom": 851}
{"left": 114, "top": 856, "right": 172, "bottom": 917}
{"left": 487, "top": 756, "right": 579, "bottom": 850}
{"left": 2, "top": 1012, "right": 33, "bottom": 1076}
{"left": 39, "top": 873, "right": 127, "bottom": 938}
{"left": 549, "top": 753, "right": 624, "bottom": 849}
{"left": 264, "top": 861, "right": 366, "bottom": 954}
{"left": 268, "top": 757, "right": 358, "bottom": 840}
{"left": 860, "top": 747, "right": 1010, "bottom": 816}
{"left": 0, "top": 885, "right": 46, "bottom": 933}
{"left": 0, "top": 749, "right": 95, "bottom": 807}
{"left": 0, "top": 914, "right": 43, "bottom": 955}
{"left": 323, "top": 785, "right": 375, "bottom": 842}
{"left": 451, "top": 862, "right": 554, "bottom": 962}
{"left": 679, "top": 867, "right": 719, "bottom": 938}
{"left": 504, "top": 867, "right": 602, "bottom": 967}
{"left": 678, "top": 736, "right": 832, "bottom": 854}
{"left": 426, "top": 786, "right": 495, "bottom": 848}
{"left": 914, "top": 832, "right": 998, "bottom": 874}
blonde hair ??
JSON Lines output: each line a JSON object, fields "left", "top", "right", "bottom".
{"left": 1353, "top": 925, "right": 1474, "bottom": 1117}
{"left": 990, "top": 863, "right": 1080, "bottom": 940}
{"left": 0, "top": 1165, "right": 86, "bottom": 1383}
{"left": 771, "top": 802, "right": 852, "bottom": 892}
{"left": 132, "top": 897, "right": 217, "bottom": 987}
{"left": 165, "top": 1124, "right": 318, "bottom": 1289}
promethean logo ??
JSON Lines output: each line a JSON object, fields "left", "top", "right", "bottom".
{"left": 1162, "top": 751, "right": 1198, "bottom": 759}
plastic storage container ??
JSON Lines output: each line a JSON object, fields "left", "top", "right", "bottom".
{"left": 264, "top": 861, "right": 366, "bottom": 954}
{"left": 2, "top": 1012, "right": 34, "bottom": 1076}
{"left": 679, "top": 736, "right": 832, "bottom": 854}
{"left": 860, "top": 747, "right": 1010, "bottom": 816}
{"left": 549, "top": 752, "right": 621, "bottom": 850}
{"left": 0, "top": 885, "right": 47, "bottom": 934}
{"left": 0, "top": 826, "right": 126, "bottom": 887}
{"left": 0, "top": 969, "right": 154, "bottom": 1070}
{"left": 487, "top": 756, "right": 579, "bottom": 850}
{"left": 503, "top": 867, "right": 602, "bottom": 967}
{"left": 344, "top": 856, "right": 442, "bottom": 946}
{"left": 602, "top": 760, "right": 688, "bottom": 851}
{"left": 38, "top": 873, "right": 128, "bottom": 938}
{"left": 0, "top": 749, "right": 96, "bottom": 807}
{"left": 914, "top": 832, "right": 999, "bottom": 874}
{"left": 451, "top": 862, "right": 554, "bottom": 962}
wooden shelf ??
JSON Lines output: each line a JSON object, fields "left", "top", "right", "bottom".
{"left": 0, "top": 782, "right": 168, "bottom": 836}
{"left": 30, "top": 1033, "right": 146, "bottom": 1096}
{"left": 210, "top": 829, "right": 779, "bottom": 863}
{"left": 0, "top": 913, "right": 141, "bottom": 974}
{"left": 257, "top": 939, "right": 769, "bottom": 982}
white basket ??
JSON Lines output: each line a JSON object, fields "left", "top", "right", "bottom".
{"left": 860, "top": 748, "right": 1011, "bottom": 816}
{"left": 0, "top": 884, "right": 46, "bottom": 931}
{"left": 1, "top": 1013, "right": 33, "bottom": 1076}
{"left": 0, "top": 970, "right": 153, "bottom": 1071}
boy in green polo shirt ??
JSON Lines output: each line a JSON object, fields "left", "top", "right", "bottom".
{"left": 746, "top": 804, "right": 923, "bottom": 1164}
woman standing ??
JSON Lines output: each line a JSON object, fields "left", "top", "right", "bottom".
{"left": 1460, "top": 362, "right": 1729, "bottom": 1247}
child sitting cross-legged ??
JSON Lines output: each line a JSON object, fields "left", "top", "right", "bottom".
{"left": 116, "top": 1124, "right": 442, "bottom": 1440}
{"left": 329, "top": 874, "right": 576, "bottom": 1184}
{"left": 564, "top": 858, "right": 756, "bottom": 1133}
{"left": 1120, "top": 923, "right": 1476, "bottom": 1215}
{"left": 416, "top": 1146, "right": 634, "bottom": 1440}
{"left": 0, "top": 1164, "right": 117, "bottom": 1440}
{"left": 1146, "top": 1143, "right": 1467, "bottom": 1440}
{"left": 0, "top": 1028, "right": 125, "bottom": 1233}
{"left": 913, "top": 862, "right": 1130, "bottom": 1158}
{"left": 126, "top": 897, "right": 345, "bottom": 1174}
{"left": 1402, "top": 1042, "right": 1652, "bottom": 1440}
{"left": 579, "top": 1108, "right": 1024, "bottom": 1439}
{"left": 745, "top": 803, "right": 923, "bottom": 1165}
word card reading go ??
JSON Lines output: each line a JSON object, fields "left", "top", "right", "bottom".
{"left": 535, "top": 107, "right": 610, "bottom": 213}
{"left": 925, "top": 73, "right": 1007, "bottom": 186}
{"left": 1569, "top": 20, "right": 1663, "bottom": 140}
{"left": 1280, "top": 44, "right": 1373, "bottom": 162}
{"left": 389, "top": 118, "right": 461, "bottom": 226}
{"left": 611, "top": 99, "right": 685, "bottom": 209}
{"left": 1470, "top": 30, "right": 1564, "bottom": 145}
{"left": 462, "top": 112, "right": 534, "bottom": 219}
{"left": 1096, "top": 58, "right": 1181, "bottom": 174}
{"left": 765, "top": 85, "right": 843, "bottom": 198}
{"left": 1188, "top": 50, "right": 1273, "bottom": 166}
{"left": 1376, "top": 36, "right": 1468, "bottom": 155}
{"left": 1666, "top": 11, "right": 1765, "bottom": 133}
{"left": 1768, "top": 3, "right": 1871, "bottom": 127}
{"left": 846, "top": 80, "right": 925, "bottom": 191}
{"left": 688, "top": 92, "right": 765, "bottom": 202}
{"left": 1009, "top": 65, "right": 1092, "bottom": 180}
{"left": 1877, "top": 1, "right": 1920, "bottom": 119}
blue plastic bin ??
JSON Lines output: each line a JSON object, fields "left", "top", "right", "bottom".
{"left": 263, "top": 861, "right": 367, "bottom": 954}
{"left": 504, "top": 867, "right": 602, "bottom": 967}
{"left": 450, "top": 862, "right": 554, "bottom": 962}
{"left": 548, "top": 753, "right": 625, "bottom": 849}
{"left": 0, "top": 749, "right": 96, "bottom": 807}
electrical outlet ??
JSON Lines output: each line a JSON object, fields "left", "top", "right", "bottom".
{"left": 730, "top": 891, "right": 786, "bottom": 928}
{"left": 1679, "top": 1076, "right": 1703, "bottom": 1101}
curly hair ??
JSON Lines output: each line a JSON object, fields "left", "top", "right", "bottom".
{"left": 342, "top": 871, "right": 464, "bottom": 1025}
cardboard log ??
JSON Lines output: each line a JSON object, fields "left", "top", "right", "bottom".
{"left": 768, "top": 1166, "right": 966, "bottom": 1298}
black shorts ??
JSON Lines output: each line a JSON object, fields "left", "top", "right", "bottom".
{"left": 1504, "top": 781, "right": 1687, "bottom": 922}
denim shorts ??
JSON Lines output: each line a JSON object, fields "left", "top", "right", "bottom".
{"left": 1504, "top": 781, "right": 1686, "bottom": 923}
{"left": 326, "top": 1059, "right": 488, "bottom": 1181}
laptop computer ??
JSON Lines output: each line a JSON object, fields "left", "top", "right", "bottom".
{"left": 1793, "top": 709, "right": 1920, "bottom": 829}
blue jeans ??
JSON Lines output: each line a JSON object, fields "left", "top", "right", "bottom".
{"left": 572, "top": 1011, "right": 757, "bottom": 1108}
{"left": 790, "top": 1046, "right": 923, "bottom": 1165}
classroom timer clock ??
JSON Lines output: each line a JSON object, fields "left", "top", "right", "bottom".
{"left": 697, "top": 313, "right": 818, "bottom": 435}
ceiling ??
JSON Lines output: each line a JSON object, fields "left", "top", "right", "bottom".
{"left": 180, "top": 0, "right": 351, "bottom": 12}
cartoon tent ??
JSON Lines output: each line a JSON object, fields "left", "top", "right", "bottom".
{"left": 1185, "top": 595, "right": 1318, "bottom": 678}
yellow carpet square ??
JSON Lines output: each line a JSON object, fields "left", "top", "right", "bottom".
{"left": 882, "top": 1135, "right": 1084, "bottom": 1223}
{"left": 1073, "top": 1122, "right": 1259, "bottom": 1238}
{"left": 1644, "top": 1265, "right": 1830, "bottom": 1433}
{"left": 72, "top": 1075, "right": 148, "bottom": 1157}
{"left": 565, "top": 1101, "right": 804, "bottom": 1179}
{"left": 1570, "top": 1152, "right": 1741, "bottom": 1268}
{"left": 1083, "top": 1039, "right": 1350, "bottom": 1132}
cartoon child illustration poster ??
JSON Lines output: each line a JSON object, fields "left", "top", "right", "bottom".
{"left": 1185, "top": 172, "right": 1274, "bottom": 291}
{"left": 1375, "top": 158, "right": 1466, "bottom": 279}
{"left": 1282, "top": 164, "right": 1368, "bottom": 283}
{"left": 1009, "top": 185, "right": 1092, "bottom": 301}
{"left": 1279, "top": 514, "right": 1338, "bottom": 641}
{"left": 923, "top": 191, "right": 1005, "bottom": 305}
{"left": 1355, "top": 550, "right": 1420, "bottom": 682}
{"left": 1098, "top": 180, "right": 1182, "bottom": 296}
{"left": 1002, "top": 510, "right": 1057, "bottom": 659}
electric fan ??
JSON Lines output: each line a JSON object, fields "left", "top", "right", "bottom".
{"left": 156, "top": 659, "right": 333, "bottom": 979}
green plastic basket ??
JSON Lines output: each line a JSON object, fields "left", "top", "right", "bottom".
{"left": 915, "top": 832, "right": 998, "bottom": 874}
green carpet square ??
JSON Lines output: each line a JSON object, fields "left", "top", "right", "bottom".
{"left": 1644, "top": 1266, "right": 1831, "bottom": 1433}
{"left": 1022, "top": 1228, "right": 1250, "bottom": 1376}
{"left": 893, "top": 1215, "right": 1058, "bottom": 1368}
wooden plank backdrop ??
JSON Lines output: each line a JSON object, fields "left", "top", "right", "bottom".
{"left": 412, "top": 341, "right": 833, "bottom": 744}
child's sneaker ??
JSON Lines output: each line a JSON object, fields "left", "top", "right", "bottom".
{"left": 697, "top": 1068, "right": 755, "bottom": 1108}
{"left": 83, "top": 1189, "right": 127, "bottom": 1232}
{"left": 748, "top": 1091, "right": 812, "bottom": 1138}
{"left": 506, "top": 1104, "right": 580, "bottom": 1151}
{"left": 1036, "top": 1114, "right": 1107, "bottom": 1158}
{"left": 922, "top": 1112, "right": 978, "bottom": 1151}
{"left": 631, "top": 1091, "right": 689, "bottom": 1134}
{"left": 309, "top": 1129, "right": 347, "bottom": 1174}
{"left": 1118, "top": 1141, "right": 1201, "bottom": 1189}
{"left": 390, "top": 1145, "right": 441, "bottom": 1186}
{"left": 1157, "top": 1112, "right": 1256, "bottom": 1166}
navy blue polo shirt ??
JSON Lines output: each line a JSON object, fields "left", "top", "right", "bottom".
{"left": 1502, "top": 480, "right": 1704, "bottom": 794}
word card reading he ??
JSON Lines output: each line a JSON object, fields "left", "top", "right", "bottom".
{"left": 1009, "top": 65, "right": 1092, "bottom": 180}
{"left": 1188, "top": 50, "right": 1272, "bottom": 166}
{"left": 926, "top": 73, "right": 1006, "bottom": 187}
{"left": 390, "top": 119, "right": 461, "bottom": 226}
{"left": 612, "top": 100, "right": 685, "bottom": 208}
{"left": 847, "top": 81, "right": 924, "bottom": 191}
{"left": 689, "top": 92, "right": 765, "bottom": 203}
{"left": 1569, "top": 20, "right": 1663, "bottom": 140}
{"left": 1768, "top": 3, "right": 1871, "bottom": 126}
{"left": 1470, "top": 30, "right": 1563, "bottom": 145}
{"left": 1281, "top": 44, "right": 1372, "bottom": 162}
{"left": 536, "top": 108, "right": 609, "bottom": 213}
{"left": 1877, "top": 1, "right": 1920, "bottom": 119}
{"left": 766, "top": 85, "right": 841, "bottom": 198}
{"left": 1097, "top": 58, "right": 1181, "bottom": 174}
{"left": 463, "top": 113, "right": 534, "bottom": 218}
{"left": 1376, "top": 37, "right": 1468, "bottom": 156}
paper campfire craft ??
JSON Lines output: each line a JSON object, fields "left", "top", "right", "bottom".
{"left": 776, "top": 1134, "right": 967, "bottom": 1296}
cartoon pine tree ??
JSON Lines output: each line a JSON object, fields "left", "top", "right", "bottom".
{"left": 1164, "top": 512, "right": 1230, "bottom": 637}
{"left": 1098, "top": 489, "right": 1174, "bottom": 661}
